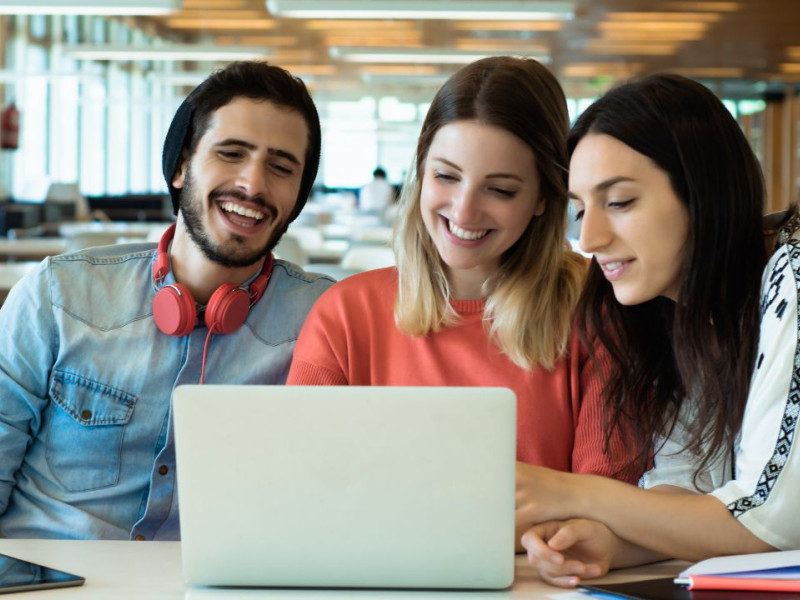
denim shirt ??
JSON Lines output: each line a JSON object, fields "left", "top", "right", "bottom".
{"left": 0, "top": 241, "right": 333, "bottom": 540}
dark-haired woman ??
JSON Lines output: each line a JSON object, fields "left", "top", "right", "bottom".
{"left": 516, "top": 73, "right": 800, "bottom": 586}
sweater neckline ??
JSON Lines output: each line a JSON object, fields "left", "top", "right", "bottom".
{"left": 450, "top": 298, "right": 485, "bottom": 314}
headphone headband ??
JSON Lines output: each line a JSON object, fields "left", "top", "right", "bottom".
{"left": 153, "top": 223, "right": 175, "bottom": 285}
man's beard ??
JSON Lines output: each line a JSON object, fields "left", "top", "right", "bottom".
{"left": 179, "top": 167, "right": 289, "bottom": 268}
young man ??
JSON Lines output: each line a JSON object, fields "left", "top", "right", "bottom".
{"left": 0, "top": 62, "right": 333, "bottom": 540}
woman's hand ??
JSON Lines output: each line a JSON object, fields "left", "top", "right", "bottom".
{"left": 520, "top": 519, "right": 619, "bottom": 587}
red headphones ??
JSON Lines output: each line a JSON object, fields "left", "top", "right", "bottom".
{"left": 152, "top": 224, "right": 273, "bottom": 337}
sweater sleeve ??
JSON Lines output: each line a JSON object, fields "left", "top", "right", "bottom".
{"left": 286, "top": 283, "right": 351, "bottom": 386}
{"left": 570, "top": 333, "right": 645, "bottom": 484}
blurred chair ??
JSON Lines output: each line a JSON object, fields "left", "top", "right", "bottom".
{"left": 45, "top": 182, "right": 91, "bottom": 222}
{"left": 351, "top": 226, "right": 393, "bottom": 245}
{"left": 339, "top": 246, "right": 395, "bottom": 271}
{"left": 285, "top": 226, "right": 325, "bottom": 252}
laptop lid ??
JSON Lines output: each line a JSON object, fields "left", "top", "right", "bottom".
{"left": 173, "top": 385, "right": 516, "bottom": 590}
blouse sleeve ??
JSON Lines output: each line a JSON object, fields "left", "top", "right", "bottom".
{"left": 709, "top": 242, "right": 800, "bottom": 549}
{"left": 639, "top": 407, "right": 731, "bottom": 493}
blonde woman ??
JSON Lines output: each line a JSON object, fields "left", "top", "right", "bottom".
{"left": 287, "top": 57, "right": 641, "bottom": 536}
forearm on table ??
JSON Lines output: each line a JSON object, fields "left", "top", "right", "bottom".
{"left": 572, "top": 475, "right": 774, "bottom": 561}
{"left": 608, "top": 535, "right": 671, "bottom": 570}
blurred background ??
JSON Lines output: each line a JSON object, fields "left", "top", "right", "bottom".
{"left": 0, "top": 0, "right": 797, "bottom": 285}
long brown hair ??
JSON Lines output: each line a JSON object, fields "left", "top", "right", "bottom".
{"left": 572, "top": 74, "right": 766, "bottom": 477}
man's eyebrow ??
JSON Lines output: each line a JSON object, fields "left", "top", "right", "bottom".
{"left": 213, "top": 138, "right": 256, "bottom": 150}
{"left": 569, "top": 176, "right": 636, "bottom": 199}
{"left": 268, "top": 148, "right": 301, "bottom": 166}
{"left": 212, "top": 139, "right": 302, "bottom": 166}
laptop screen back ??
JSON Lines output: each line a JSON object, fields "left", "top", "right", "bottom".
{"left": 173, "top": 385, "right": 516, "bottom": 590}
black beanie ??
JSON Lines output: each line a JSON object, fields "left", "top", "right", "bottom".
{"left": 162, "top": 87, "right": 200, "bottom": 216}
{"left": 161, "top": 68, "right": 321, "bottom": 221}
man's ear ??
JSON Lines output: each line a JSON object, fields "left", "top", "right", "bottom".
{"left": 171, "top": 150, "right": 189, "bottom": 189}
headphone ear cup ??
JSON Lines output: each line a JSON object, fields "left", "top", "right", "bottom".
{"left": 153, "top": 283, "right": 197, "bottom": 337}
{"left": 205, "top": 284, "right": 251, "bottom": 334}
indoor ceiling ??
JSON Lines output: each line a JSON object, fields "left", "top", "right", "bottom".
{"left": 136, "top": 0, "right": 800, "bottom": 100}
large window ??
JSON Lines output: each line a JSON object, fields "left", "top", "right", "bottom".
{"left": 3, "top": 15, "right": 179, "bottom": 201}
{"left": 12, "top": 44, "right": 48, "bottom": 200}
{"left": 320, "top": 96, "right": 425, "bottom": 190}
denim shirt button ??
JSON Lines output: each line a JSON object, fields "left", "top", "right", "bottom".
{"left": 80, "top": 409, "right": 92, "bottom": 421}
{"left": 158, "top": 465, "right": 168, "bottom": 476}
{"left": 134, "top": 534, "right": 145, "bottom": 541}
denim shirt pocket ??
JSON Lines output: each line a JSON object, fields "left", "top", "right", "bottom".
{"left": 46, "top": 370, "right": 137, "bottom": 493}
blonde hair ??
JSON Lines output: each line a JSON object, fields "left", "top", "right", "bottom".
{"left": 393, "top": 56, "right": 585, "bottom": 369}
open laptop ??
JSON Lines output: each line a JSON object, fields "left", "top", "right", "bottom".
{"left": 172, "top": 385, "right": 516, "bottom": 590}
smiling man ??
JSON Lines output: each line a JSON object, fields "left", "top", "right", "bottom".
{"left": 0, "top": 62, "right": 333, "bottom": 540}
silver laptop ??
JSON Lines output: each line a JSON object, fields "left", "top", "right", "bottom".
{"left": 173, "top": 385, "right": 516, "bottom": 590}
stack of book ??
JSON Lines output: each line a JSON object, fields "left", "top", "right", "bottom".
{"left": 578, "top": 550, "right": 800, "bottom": 599}
{"left": 676, "top": 549, "right": 800, "bottom": 592}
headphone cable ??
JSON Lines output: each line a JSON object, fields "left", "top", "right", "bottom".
{"left": 200, "top": 328, "right": 214, "bottom": 384}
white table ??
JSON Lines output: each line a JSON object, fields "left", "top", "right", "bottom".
{"left": 0, "top": 539, "right": 687, "bottom": 599}
{"left": 57, "top": 221, "right": 172, "bottom": 240}
{"left": 0, "top": 238, "right": 67, "bottom": 262}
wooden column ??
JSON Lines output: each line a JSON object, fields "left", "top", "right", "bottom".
{"left": 778, "top": 87, "right": 798, "bottom": 212}
{"left": 763, "top": 91, "right": 787, "bottom": 213}
{"left": 784, "top": 89, "right": 800, "bottom": 212}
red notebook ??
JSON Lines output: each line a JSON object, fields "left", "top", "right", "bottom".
{"left": 580, "top": 577, "right": 800, "bottom": 600}
{"left": 676, "top": 550, "right": 800, "bottom": 592}
{"left": 677, "top": 574, "right": 800, "bottom": 592}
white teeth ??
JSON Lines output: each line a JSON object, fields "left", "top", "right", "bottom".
{"left": 603, "top": 261, "right": 624, "bottom": 270}
{"left": 448, "top": 220, "right": 488, "bottom": 240}
{"left": 220, "top": 201, "right": 264, "bottom": 221}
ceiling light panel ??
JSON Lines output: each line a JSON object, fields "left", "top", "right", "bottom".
{"left": 267, "top": 0, "right": 574, "bottom": 21}
{"left": 182, "top": 0, "right": 245, "bottom": 7}
{"left": 65, "top": 43, "right": 268, "bottom": 61}
{"left": 330, "top": 46, "right": 549, "bottom": 64}
{"left": 0, "top": 0, "right": 181, "bottom": 14}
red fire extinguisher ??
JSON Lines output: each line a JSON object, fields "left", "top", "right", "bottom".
{"left": 1, "top": 102, "right": 20, "bottom": 151}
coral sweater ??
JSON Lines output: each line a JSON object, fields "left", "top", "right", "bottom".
{"left": 288, "top": 268, "right": 639, "bottom": 481}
